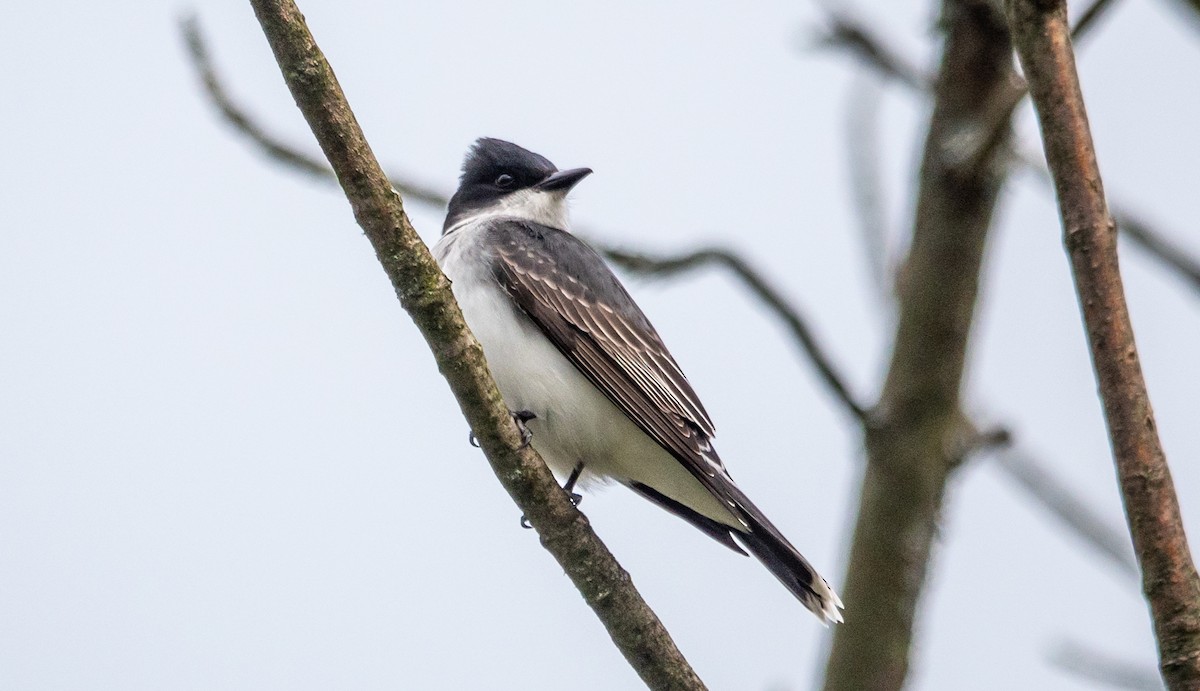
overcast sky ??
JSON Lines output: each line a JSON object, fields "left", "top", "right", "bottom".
{"left": 2, "top": 1, "right": 1198, "bottom": 689}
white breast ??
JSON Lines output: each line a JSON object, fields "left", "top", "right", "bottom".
{"left": 432, "top": 222, "right": 739, "bottom": 527}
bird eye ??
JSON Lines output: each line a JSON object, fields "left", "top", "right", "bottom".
{"left": 495, "top": 173, "right": 514, "bottom": 188}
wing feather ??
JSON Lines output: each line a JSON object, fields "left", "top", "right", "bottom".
{"left": 487, "top": 221, "right": 724, "bottom": 482}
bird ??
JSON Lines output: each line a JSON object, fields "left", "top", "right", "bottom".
{"left": 432, "top": 137, "right": 843, "bottom": 623}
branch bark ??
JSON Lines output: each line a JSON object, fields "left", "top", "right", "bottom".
{"left": 1006, "top": 0, "right": 1200, "bottom": 687}
{"left": 822, "top": 2, "right": 1015, "bottom": 688}
{"left": 245, "top": 2, "right": 705, "bottom": 688}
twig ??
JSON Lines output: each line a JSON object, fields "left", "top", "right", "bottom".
{"left": 181, "top": 14, "right": 449, "bottom": 208}
{"left": 810, "top": 12, "right": 928, "bottom": 91}
{"left": 1115, "top": 210, "right": 1200, "bottom": 294}
{"left": 244, "top": 2, "right": 706, "bottom": 688}
{"left": 1007, "top": 0, "right": 1200, "bottom": 687}
{"left": 1072, "top": 0, "right": 1123, "bottom": 40}
{"left": 994, "top": 449, "right": 1138, "bottom": 577}
{"left": 602, "top": 245, "right": 870, "bottom": 421}
{"left": 1050, "top": 639, "right": 1165, "bottom": 691}
{"left": 1014, "top": 150, "right": 1200, "bottom": 298}
{"left": 845, "top": 72, "right": 894, "bottom": 304}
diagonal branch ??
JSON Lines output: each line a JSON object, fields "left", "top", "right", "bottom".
{"left": 602, "top": 245, "right": 870, "bottom": 421}
{"left": 844, "top": 72, "right": 894, "bottom": 304}
{"left": 1050, "top": 639, "right": 1166, "bottom": 691}
{"left": 994, "top": 449, "right": 1138, "bottom": 577}
{"left": 1007, "top": 0, "right": 1200, "bottom": 687}
{"left": 182, "top": 14, "right": 449, "bottom": 208}
{"left": 244, "top": 2, "right": 705, "bottom": 688}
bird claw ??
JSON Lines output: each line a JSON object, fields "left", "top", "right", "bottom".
{"left": 512, "top": 409, "right": 537, "bottom": 448}
{"left": 467, "top": 409, "right": 535, "bottom": 449}
{"left": 520, "top": 464, "right": 584, "bottom": 529}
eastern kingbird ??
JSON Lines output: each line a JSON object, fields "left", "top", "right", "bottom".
{"left": 433, "top": 138, "right": 843, "bottom": 623}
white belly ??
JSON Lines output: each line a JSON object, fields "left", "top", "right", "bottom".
{"left": 433, "top": 227, "right": 738, "bottom": 526}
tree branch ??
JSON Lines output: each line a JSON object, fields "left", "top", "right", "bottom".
{"left": 601, "top": 245, "right": 870, "bottom": 422}
{"left": 1050, "top": 639, "right": 1165, "bottom": 691}
{"left": 994, "top": 449, "right": 1138, "bottom": 577}
{"left": 182, "top": 14, "right": 449, "bottom": 208}
{"left": 1006, "top": 0, "right": 1200, "bottom": 687}
{"left": 244, "top": 2, "right": 705, "bottom": 688}
{"left": 822, "top": 3, "right": 1016, "bottom": 688}
{"left": 844, "top": 72, "right": 894, "bottom": 304}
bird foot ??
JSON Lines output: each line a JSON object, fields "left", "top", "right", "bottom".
{"left": 512, "top": 409, "right": 536, "bottom": 448}
{"left": 467, "top": 410, "right": 537, "bottom": 449}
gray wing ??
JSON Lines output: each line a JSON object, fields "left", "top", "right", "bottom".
{"left": 485, "top": 220, "right": 727, "bottom": 482}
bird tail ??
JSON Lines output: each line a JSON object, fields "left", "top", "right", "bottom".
{"left": 729, "top": 488, "right": 844, "bottom": 624}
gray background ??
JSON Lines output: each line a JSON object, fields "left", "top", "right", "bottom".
{"left": 2, "top": 1, "right": 1197, "bottom": 689}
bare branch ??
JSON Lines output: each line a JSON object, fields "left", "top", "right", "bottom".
{"left": 1115, "top": 210, "right": 1200, "bottom": 294}
{"left": 181, "top": 14, "right": 449, "bottom": 209}
{"left": 1050, "top": 640, "right": 1165, "bottom": 691}
{"left": 1072, "top": 0, "right": 1123, "bottom": 40}
{"left": 243, "top": 2, "right": 705, "bottom": 688}
{"left": 601, "top": 245, "right": 870, "bottom": 421}
{"left": 1007, "top": 0, "right": 1200, "bottom": 686}
{"left": 845, "top": 72, "right": 894, "bottom": 304}
{"left": 994, "top": 449, "right": 1138, "bottom": 577}
{"left": 810, "top": 12, "right": 928, "bottom": 91}
{"left": 823, "top": 3, "right": 1016, "bottom": 688}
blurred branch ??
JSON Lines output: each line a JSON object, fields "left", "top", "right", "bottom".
{"left": 814, "top": 4, "right": 1200, "bottom": 301}
{"left": 1051, "top": 640, "right": 1165, "bottom": 691}
{"left": 604, "top": 246, "right": 870, "bottom": 421}
{"left": 823, "top": 3, "right": 1016, "bottom": 688}
{"left": 811, "top": 13, "right": 928, "bottom": 91}
{"left": 845, "top": 72, "right": 893, "bottom": 304}
{"left": 1073, "top": 0, "right": 1123, "bottom": 39}
{"left": 994, "top": 449, "right": 1138, "bottom": 577}
{"left": 1115, "top": 210, "right": 1200, "bottom": 294}
{"left": 181, "top": 14, "right": 449, "bottom": 208}
{"left": 1007, "top": 0, "right": 1200, "bottom": 687}
{"left": 243, "top": 3, "right": 706, "bottom": 688}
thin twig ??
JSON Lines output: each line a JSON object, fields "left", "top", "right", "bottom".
{"left": 994, "top": 449, "right": 1138, "bottom": 577}
{"left": 1072, "top": 0, "right": 1123, "bottom": 40}
{"left": 244, "top": 2, "right": 705, "bottom": 687}
{"left": 845, "top": 71, "right": 893, "bottom": 304}
{"left": 810, "top": 12, "right": 928, "bottom": 91}
{"left": 181, "top": 14, "right": 449, "bottom": 208}
{"left": 602, "top": 245, "right": 870, "bottom": 421}
{"left": 1050, "top": 639, "right": 1165, "bottom": 691}
{"left": 1115, "top": 211, "right": 1200, "bottom": 294}
{"left": 1007, "top": 0, "right": 1200, "bottom": 686}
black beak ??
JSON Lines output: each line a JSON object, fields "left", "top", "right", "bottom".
{"left": 536, "top": 167, "right": 592, "bottom": 192}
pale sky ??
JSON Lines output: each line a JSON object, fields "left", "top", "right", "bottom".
{"left": 2, "top": 1, "right": 1198, "bottom": 689}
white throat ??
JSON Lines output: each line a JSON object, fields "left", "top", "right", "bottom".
{"left": 447, "top": 189, "right": 570, "bottom": 235}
